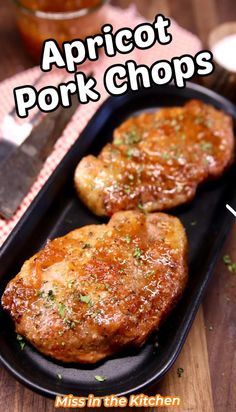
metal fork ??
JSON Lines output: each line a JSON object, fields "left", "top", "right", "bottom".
{"left": 0, "top": 71, "right": 46, "bottom": 163}
{"left": 0, "top": 71, "right": 65, "bottom": 163}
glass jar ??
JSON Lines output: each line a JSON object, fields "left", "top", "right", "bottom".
{"left": 12, "top": 0, "right": 109, "bottom": 61}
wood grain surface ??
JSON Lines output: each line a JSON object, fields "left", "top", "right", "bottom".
{"left": 0, "top": 1, "right": 236, "bottom": 411}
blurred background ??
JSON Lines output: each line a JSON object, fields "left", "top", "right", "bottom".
{"left": 0, "top": 0, "right": 236, "bottom": 82}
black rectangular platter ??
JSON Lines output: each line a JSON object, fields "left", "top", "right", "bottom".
{"left": 0, "top": 82, "right": 236, "bottom": 398}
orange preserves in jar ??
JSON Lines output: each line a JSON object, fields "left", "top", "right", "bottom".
{"left": 13, "top": 0, "right": 108, "bottom": 61}
{"left": 20, "top": 0, "right": 102, "bottom": 12}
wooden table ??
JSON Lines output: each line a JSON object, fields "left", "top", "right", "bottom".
{"left": 0, "top": 1, "right": 235, "bottom": 411}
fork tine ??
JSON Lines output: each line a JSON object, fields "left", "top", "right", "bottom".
{"left": 27, "top": 74, "right": 70, "bottom": 130}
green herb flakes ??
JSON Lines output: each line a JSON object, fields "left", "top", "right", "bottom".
{"left": 114, "top": 139, "right": 123, "bottom": 146}
{"left": 48, "top": 290, "right": 55, "bottom": 300}
{"left": 95, "top": 375, "right": 107, "bottom": 382}
{"left": 58, "top": 302, "right": 66, "bottom": 318}
{"left": 79, "top": 294, "right": 93, "bottom": 306}
{"left": 223, "top": 254, "right": 236, "bottom": 273}
{"left": 105, "top": 284, "right": 112, "bottom": 292}
{"left": 133, "top": 247, "right": 143, "bottom": 260}
{"left": 223, "top": 255, "right": 231, "bottom": 264}
{"left": 124, "top": 235, "right": 132, "bottom": 244}
{"left": 127, "top": 148, "right": 133, "bottom": 159}
{"left": 90, "top": 309, "right": 102, "bottom": 319}
{"left": 137, "top": 202, "right": 145, "bottom": 212}
{"left": 195, "top": 117, "right": 203, "bottom": 125}
{"left": 124, "top": 126, "right": 141, "bottom": 144}
{"left": 200, "top": 142, "right": 213, "bottom": 152}
{"left": 161, "top": 152, "right": 170, "bottom": 160}
{"left": 82, "top": 243, "right": 92, "bottom": 249}
{"left": 36, "top": 290, "right": 44, "bottom": 298}
{"left": 124, "top": 185, "right": 131, "bottom": 194}
{"left": 145, "top": 270, "right": 155, "bottom": 278}
{"left": 177, "top": 367, "right": 184, "bottom": 378}
{"left": 16, "top": 334, "right": 26, "bottom": 350}
{"left": 64, "top": 319, "right": 76, "bottom": 329}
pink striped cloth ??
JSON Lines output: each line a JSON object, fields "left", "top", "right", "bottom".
{"left": 0, "top": 4, "right": 202, "bottom": 246}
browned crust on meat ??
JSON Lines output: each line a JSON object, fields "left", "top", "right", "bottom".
{"left": 74, "top": 100, "right": 235, "bottom": 216}
{"left": 1, "top": 211, "right": 188, "bottom": 363}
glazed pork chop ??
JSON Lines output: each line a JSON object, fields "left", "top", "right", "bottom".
{"left": 75, "top": 100, "right": 235, "bottom": 216}
{"left": 2, "top": 211, "right": 188, "bottom": 363}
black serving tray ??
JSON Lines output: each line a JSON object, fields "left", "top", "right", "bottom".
{"left": 0, "top": 82, "right": 236, "bottom": 399}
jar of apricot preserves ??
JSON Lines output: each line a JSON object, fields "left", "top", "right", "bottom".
{"left": 12, "top": 0, "right": 109, "bottom": 61}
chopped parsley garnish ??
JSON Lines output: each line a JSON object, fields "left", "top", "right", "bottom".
{"left": 124, "top": 126, "right": 141, "bottom": 144}
{"left": 113, "top": 183, "right": 120, "bottom": 191}
{"left": 223, "top": 254, "right": 231, "bottom": 264}
{"left": 133, "top": 247, "right": 143, "bottom": 259}
{"left": 177, "top": 367, "right": 184, "bottom": 378}
{"left": 124, "top": 185, "right": 131, "bottom": 194}
{"left": 48, "top": 290, "right": 55, "bottom": 300}
{"left": 82, "top": 243, "right": 92, "bottom": 249}
{"left": 223, "top": 255, "right": 236, "bottom": 273}
{"left": 58, "top": 302, "right": 66, "bottom": 318}
{"left": 161, "top": 152, "right": 170, "bottom": 160}
{"left": 195, "top": 116, "right": 204, "bottom": 125}
{"left": 200, "top": 142, "right": 213, "bottom": 152}
{"left": 137, "top": 202, "right": 146, "bottom": 213}
{"left": 64, "top": 319, "right": 76, "bottom": 329}
{"left": 95, "top": 375, "right": 107, "bottom": 382}
{"left": 90, "top": 309, "right": 102, "bottom": 318}
{"left": 127, "top": 148, "right": 133, "bottom": 159}
{"left": 79, "top": 294, "right": 93, "bottom": 306}
{"left": 105, "top": 284, "right": 112, "bottom": 292}
{"left": 145, "top": 270, "right": 155, "bottom": 278}
{"left": 16, "top": 334, "right": 26, "bottom": 350}
{"left": 114, "top": 139, "right": 123, "bottom": 145}
{"left": 124, "top": 235, "right": 132, "bottom": 244}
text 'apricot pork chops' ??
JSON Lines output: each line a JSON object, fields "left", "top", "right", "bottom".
{"left": 2, "top": 211, "right": 188, "bottom": 363}
{"left": 75, "top": 100, "right": 235, "bottom": 216}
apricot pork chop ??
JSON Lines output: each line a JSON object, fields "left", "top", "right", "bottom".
{"left": 75, "top": 100, "right": 235, "bottom": 216}
{"left": 2, "top": 211, "right": 188, "bottom": 363}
